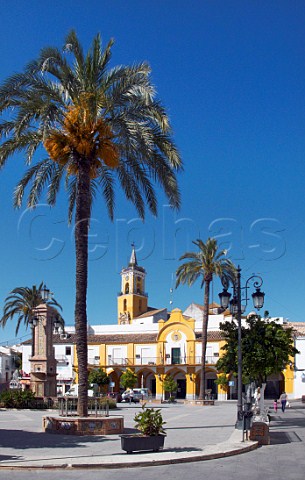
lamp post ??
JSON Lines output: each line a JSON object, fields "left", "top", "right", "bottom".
{"left": 218, "top": 266, "right": 265, "bottom": 428}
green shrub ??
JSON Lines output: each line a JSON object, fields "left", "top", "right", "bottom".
{"left": 134, "top": 404, "right": 166, "bottom": 436}
{"left": 0, "top": 389, "right": 36, "bottom": 409}
{"left": 98, "top": 397, "right": 117, "bottom": 409}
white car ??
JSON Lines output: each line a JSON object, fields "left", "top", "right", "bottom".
{"left": 64, "top": 385, "right": 94, "bottom": 397}
{"left": 121, "top": 388, "right": 151, "bottom": 402}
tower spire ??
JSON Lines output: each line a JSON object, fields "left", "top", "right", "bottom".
{"left": 129, "top": 242, "right": 138, "bottom": 266}
{"left": 118, "top": 244, "right": 147, "bottom": 324}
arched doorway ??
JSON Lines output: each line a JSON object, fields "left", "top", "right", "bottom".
{"left": 137, "top": 369, "right": 156, "bottom": 396}
{"left": 194, "top": 369, "right": 218, "bottom": 399}
{"left": 206, "top": 370, "right": 218, "bottom": 399}
{"left": 167, "top": 369, "right": 186, "bottom": 399}
{"left": 265, "top": 372, "right": 285, "bottom": 399}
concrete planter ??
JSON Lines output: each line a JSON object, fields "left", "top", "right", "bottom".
{"left": 43, "top": 415, "right": 124, "bottom": 435}
{"left": 120, "top": 433, "right": 166, "bottom": 453}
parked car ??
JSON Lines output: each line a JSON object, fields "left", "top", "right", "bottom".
{"left": 121, "top": 389, "right": 140, "bottom": 403}
{"left": 121, "top": 388, "right": 152, "bottom": 402}
{"left": 64, "top": 385, "right": 94, "bottom": 397}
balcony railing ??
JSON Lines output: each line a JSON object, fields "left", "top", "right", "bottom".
{"left": 88, "top": 357, "right": 101, "bottom": 366}
{"left": 107, "top": 357, "right": 127, "bottom": 366}
{"left": 105, "top": 356, "right": 218, "bottom": 366}
{"left": 55, "top": 355, "right": 69, "bottom": 365}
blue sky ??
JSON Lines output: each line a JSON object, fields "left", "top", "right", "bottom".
{"left": 1, "top": 0, "right": 305, "bottom": 345}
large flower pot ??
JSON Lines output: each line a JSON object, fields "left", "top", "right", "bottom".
{"left": 120, "top": 433, "right": 166, "bottom": 453}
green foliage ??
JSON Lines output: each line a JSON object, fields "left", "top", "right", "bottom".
{"left": 0, "top": 389, "right": 36, "bottom": 408}
{"left": 0, "top": 29, "right": 182, "bottom": 416}
{"left": 217, "top": 314, "right": 299, "bottom": 386}
{"left": 175, "top": 237, "right": 236, "bottom": 399}
{"left": 163, "top": 375, "right": 178, "bottom": 395}
{"left": 97, "top": 397, "right": 117, "bottom": 409}
{"left": 214, "top": 374, "right": 229, "bottom": 387}
{"left": 88, "top": 368, "right": 110, "bottom": 392}
{"left": 175, "top": 238, "right": 236, "bottom": 288}
{"left": 0, "top": 283, "right": 64, "bottom": 336}
{"left": 134, "top": 404, "right": 166, "bottom": 436}
{"left": 120, "top": 369, "right": 137, "bottom": 390}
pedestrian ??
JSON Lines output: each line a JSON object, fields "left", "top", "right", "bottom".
{"left": 273, "top": 399, "right": 278, "bottom": 412}
{"left": 129, "top": 388, "right": 134, "bottom": 404}
{"left": 279, "top": 392, "right": 288, "bottom": 412}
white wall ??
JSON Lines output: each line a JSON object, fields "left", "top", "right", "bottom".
{"left": 106, "top": 345, "right": 128, "bottom": 364}
{"left": 294, "top": 337, "right": 305, "bottom": 399}
{"left": 135, "top": 344, "right": 156, "bottom": 364}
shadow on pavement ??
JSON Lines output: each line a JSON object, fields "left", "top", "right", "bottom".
{"left": 0, "top": 455, "right": 22, "bottom": 462}
{"left": 166, "top": 424, "right": 234, "bottom": 430}
{"left": 270, "top": 431, "right": 302, "bottom": 445}
{"left": 0, "top": 429, "right": 116, "bottom": 449}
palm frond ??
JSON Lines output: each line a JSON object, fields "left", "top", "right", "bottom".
{"left": 0, "top": 283, "right": 63, "bottom": 335}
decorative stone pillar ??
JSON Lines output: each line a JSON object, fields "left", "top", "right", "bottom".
{"left": 29, "top": 304, "right": 57, "bottom": 397}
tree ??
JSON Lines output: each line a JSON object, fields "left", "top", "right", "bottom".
{"left": 216, "top": 314, "right": 299, "bottom": 387}
{"left": 120, "top": 369, "right": 137, "bottom": 390}
{"left": 163, "top": 374, "right": 177, "bottom": 401}
{"left": 88, "top": 368, "right": 110, "bottom": 394}
{"left": 176, "top": 238, "right": 235, "bottom": 399}
{"left": 0, "top": 31, "right": 182, "bottom": 416}
{"left": 0, "top": 282, "right": 63, "bottom": 335}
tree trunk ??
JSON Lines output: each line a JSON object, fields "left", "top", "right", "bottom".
{"left": 199, "top": 280, "right": 210, "bottom": 400}
{"left": 75, "top": 159, "right": 91, "bottom": 417}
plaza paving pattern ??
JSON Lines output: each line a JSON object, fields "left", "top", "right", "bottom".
{"left": 0, "top": 400, "right": 303, "bottom": 469}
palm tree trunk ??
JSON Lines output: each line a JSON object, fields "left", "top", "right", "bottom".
{"left": 75, "top": 159, "right": 91, "bottom": 417}
{"left": 199, "top": 280, "right": 210, "bottom": 400}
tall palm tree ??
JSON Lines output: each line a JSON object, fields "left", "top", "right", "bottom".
{"left": 0, "top": 31, "right": 182, "bottom": 416}
{"left": 176, "top": 238, "right": 235, "bottom": 400}
{"left": 0, "top": 282, "right": 63, "bottom": 335}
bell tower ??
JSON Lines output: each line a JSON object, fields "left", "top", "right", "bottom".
{"left": 118, "top": 244, "right": 148, "bottom": 324}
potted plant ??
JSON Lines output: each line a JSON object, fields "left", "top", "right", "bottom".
{"left": 120, "top": 404, "right": 166, "bottom": 453}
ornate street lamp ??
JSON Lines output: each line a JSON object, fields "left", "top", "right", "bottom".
{"left": 41, "top": 284, "right": 51, "bottom": 302}
{"left": 219, "top": 266, "right": 265, "bottom": 428}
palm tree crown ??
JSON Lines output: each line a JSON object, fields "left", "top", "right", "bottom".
{"left": 0, "top": 30, "right": 182, "bottom": 219}
{"left": 176, "top": 238, "right": 236, "bottom": 399}
{"left": 0, "top": 282, "right": 63, "bottom": 336}
{"left": 0, "top": 31, "right": 182, "bottom": 416}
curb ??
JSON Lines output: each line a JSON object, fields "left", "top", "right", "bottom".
{"left": 0, "top": 440, "right": 258, "bottom": 470}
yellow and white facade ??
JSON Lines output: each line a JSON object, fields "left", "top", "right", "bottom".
{"left": 20, "top": 246, "right": 302, "bottom": 400}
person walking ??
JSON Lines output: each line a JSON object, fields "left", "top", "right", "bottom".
{"left": 279, "top": 392, "right": 288, "bottom": 412}
{"left": 273, "top": 399, "right": 278, "bottom": 412}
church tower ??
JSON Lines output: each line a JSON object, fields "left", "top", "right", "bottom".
{"left": 118, "top": 245, "right": 148, "bottom": 324}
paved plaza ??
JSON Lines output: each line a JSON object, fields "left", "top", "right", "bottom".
{"left": 0, "top": 400, "right": 304, "bottom": 472}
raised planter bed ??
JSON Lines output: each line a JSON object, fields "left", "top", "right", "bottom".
{"left": 120, "top": 433, "right": 166, "bottom": 453}
{"left": 43, "top": 415, "right": 124, "bottom": 435}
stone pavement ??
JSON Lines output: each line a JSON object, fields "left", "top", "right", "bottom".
{"left": 0, "top": 401, "right": 259, "bottom": 469}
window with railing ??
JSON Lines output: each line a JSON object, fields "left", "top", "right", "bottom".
{"left": 103, "top": 355, "right": 218, "bottom": 366}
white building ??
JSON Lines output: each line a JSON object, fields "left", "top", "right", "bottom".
{"left": 0, "top": 346, "right": 20, "bottom": 391}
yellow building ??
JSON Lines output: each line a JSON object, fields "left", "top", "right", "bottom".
{"left": 71, "top": 246, "right": 226, "bottom": 400}
{"left": 71, "top": 246, "right": 298, "bottom": 401}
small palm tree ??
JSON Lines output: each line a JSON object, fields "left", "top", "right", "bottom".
{"left": 176, "top": 238, "right": 236, "bottom": 400}
{"left": 0, "top": 31, "right": 182, "bottom": 416}
{"left": 0, "top": 282, "right": 63, "bottom": 335}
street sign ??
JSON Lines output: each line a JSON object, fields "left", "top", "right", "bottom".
{"left": 228, "top": 381, "right": 234, "bottom": 386}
